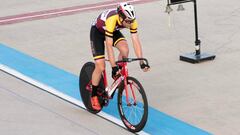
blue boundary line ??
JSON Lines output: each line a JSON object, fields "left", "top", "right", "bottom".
{"left": 0, "top": 43, "right": 211, "bottom": 135}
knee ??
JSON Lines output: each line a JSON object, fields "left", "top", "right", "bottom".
{"left": 116, "top": 40, "right": 129, "bottom": 58}
{"left": 95, "top": 61, "right": 105, "bottom": 72}
{"left": 121, "top": 47, "right": 129, "bottom": 57}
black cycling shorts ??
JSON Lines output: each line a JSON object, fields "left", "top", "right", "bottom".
{"left": 90, "top": 26, "right": 125, "bottom": 60}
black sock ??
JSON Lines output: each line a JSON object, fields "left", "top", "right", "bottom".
{"left": 91, "top": 85, "right": 98, "bottom": 97}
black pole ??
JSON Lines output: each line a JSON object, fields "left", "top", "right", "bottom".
{"left": 179, "top": 0, "right": 216, "bottom": 63}
{"left": 167, "top": 0, "right": 170, "bottom": 4}
{"left": 193, "top": 0, "right": 201, "bottom": 55}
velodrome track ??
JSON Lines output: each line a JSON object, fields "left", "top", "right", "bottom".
{"left": 1, "top": 0, "right": 240, "bottom": 135}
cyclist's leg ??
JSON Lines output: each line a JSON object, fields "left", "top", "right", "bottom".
{"left": 90, "top": 26, "right": 105, "bottom": 110}
{"left": 116, "top": 40, "right": 129, "bottom": 60}
{"left": 91, "top": 59, "right": 105, "bottom": 110}
{"left": 92, "top": 59, "right": 105, "bottom": 91}
{"left": 113, "top": 31, "right": 129, "bottom": 60}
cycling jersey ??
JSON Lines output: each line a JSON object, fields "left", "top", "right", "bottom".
{"left": 92, "top": 9, "right": 138, "bottom": 37}
{"left": 90, "top": 9, "right": 138, "bottom": 60}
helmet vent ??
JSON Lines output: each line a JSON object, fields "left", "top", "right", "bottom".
{"left": 125, "top": 10, "right": 131, "bottom": 17}
{"left": 131, "top": 11, "right": 135, "bottom": 17}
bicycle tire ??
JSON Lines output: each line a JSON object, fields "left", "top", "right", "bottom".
{"left": 79, "top": 62, "right": 104, "bottom": 114}
{"left": 117, "top": 76, "right": 148, "bottom": 133}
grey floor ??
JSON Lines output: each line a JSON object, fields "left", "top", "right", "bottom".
{"left": 1, "top": 0, "right": 240, "bottom": 135}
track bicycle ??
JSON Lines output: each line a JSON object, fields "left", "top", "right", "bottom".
{"left": 79, "top": 58, "right": 148, "bottom": 133}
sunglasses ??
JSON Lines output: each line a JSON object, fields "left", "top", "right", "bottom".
{"left": 124, "top": 19, "right": 134, "bottom": 24}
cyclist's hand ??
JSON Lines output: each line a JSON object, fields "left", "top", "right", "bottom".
{"left": 112, "top": 66, "right": 120, "bottom": 79}
{"left": 140, "top": 63, "right": 150, "bottom": 72}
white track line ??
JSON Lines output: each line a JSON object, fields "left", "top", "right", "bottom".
{"left": 0, "top": 64, "right": 149, "bottom": 135}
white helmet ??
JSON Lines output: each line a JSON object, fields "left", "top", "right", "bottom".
{"left": 117, "top": 2, "right": 136, "bottom": 21}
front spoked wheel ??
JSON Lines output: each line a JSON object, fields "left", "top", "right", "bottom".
{"left": 117, "top": 76, "right": 148, "bottom": 133}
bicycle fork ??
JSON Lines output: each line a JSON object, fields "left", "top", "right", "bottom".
{"left": 124, "top": 77, "right": 137, "bottom": 106}
{"left": 122, "top": 63, "right": 137, "bottom": 106}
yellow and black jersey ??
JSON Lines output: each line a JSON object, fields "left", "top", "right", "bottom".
{"left": 92, "top": 9, "right": 138, "bottom": 38}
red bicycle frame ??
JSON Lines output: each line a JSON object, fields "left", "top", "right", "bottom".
{"left": 101, "top": 61, "right": 137, "bottom": 105}
{"left": 86, "top": 57, "right": 149, "bottom": 106}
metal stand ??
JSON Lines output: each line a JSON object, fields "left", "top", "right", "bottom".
{"left": 179, "top": 0, "right": 215, "bottom": 63}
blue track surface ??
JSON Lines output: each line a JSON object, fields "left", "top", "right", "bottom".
{"left": 0, "top": 43, "right": 212, "bottom": 135}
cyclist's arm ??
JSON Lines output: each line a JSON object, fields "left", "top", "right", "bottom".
{"left": 131, "top": 33, "right": 143, "bottom": 62}
{"left": 130, "top": 20, "right": 143, "bottom": 61}
{"left": 105, "top": 36, "right": 117, "bottom": 67}
{"left": 130, "top": 20, "right": 149, "bottom": 69}
{"left": 131, "top": 33, "right": 150, "bottom": 72}
{"left": 105, "top": 16, "right": 118, "bottom": 67}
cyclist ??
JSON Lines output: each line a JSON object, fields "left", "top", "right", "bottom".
{"left": 90, "top": 2, "right": 150, "bottom": 111}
